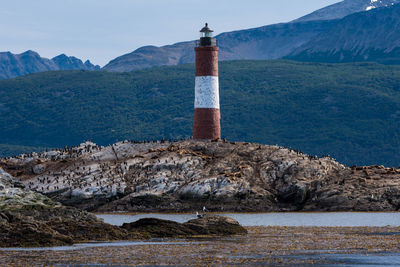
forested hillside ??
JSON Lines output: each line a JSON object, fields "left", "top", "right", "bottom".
{"left": 0, "top": 60, "right": 399, "bottom": 166}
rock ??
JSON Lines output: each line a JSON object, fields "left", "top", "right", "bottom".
{"left": 1, "top": 140, "right": 399, "bottom": 212}
{"left": 0, "top": 168, "right": 132, "bottom": 247}
{"left": 184, "top": 215, "right": 247, "bottom": 236}
{"left": 0, "top": 210, "right": 74, "bottom": 247}
{"left": 0, "top": 168, "right": 247, "bottom": 247}
{"left": 121, "top": 215, "right": 247, "bottom": 238}
{"left": 278, "top": 183, "right": 309, "bottom": 206}
{"left": 32, "top": 164, "right": 46, "bottom": 174}
{"left": 121, "top": 218, "right": 196, "bottom": 238}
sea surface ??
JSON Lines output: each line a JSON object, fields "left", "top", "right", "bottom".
{"left": 96, "top": 212, "right": 400, "bottom": 227}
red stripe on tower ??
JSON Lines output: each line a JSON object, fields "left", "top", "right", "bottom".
{"left": 193, "top": 23, "right": 221, "bottom": 140}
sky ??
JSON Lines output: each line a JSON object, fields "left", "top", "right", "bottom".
{"left": 0, "top": 0, "right": 340, "bottom": 66}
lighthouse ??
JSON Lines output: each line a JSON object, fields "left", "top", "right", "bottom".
{"left": 193, "top": 23, "right": 221, "bottom": 140}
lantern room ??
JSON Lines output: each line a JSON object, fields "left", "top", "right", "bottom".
{"left": 199, "top": 23, "right": 217, "bottom": 47}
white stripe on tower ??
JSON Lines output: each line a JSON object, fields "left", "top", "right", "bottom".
{"left": 194, "top": 76, "right": 219, "bottom": 109}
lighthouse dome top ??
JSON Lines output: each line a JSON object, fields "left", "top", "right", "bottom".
{"left": 200, "top": 23, "right": 213, "bottom": 33}
{"left": 199, "top": 23, "right": 214, "bottom": 39}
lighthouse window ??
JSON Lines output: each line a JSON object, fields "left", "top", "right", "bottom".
{"left": 201, "top": 32, "right": 213, "bottom": 38}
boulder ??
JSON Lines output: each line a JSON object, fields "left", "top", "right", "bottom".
{"left": 184, "top": 215, "right": 248, "bottom": 235}
{"left": 121, "top": 218, "right": 196, "bottom": 238}
{"left": 121, "top": 215, "right": 247, "bottom": 238}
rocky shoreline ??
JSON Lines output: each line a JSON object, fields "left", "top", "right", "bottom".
{"left": 0, "top": 167, "right": 246, "bottom": 247}
{"left": 1, "top": 140, "right": 399, "bottom": 212}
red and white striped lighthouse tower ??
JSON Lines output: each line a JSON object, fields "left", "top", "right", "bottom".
{"left": 193, "top": 23, "right": 221, "bottom": 140}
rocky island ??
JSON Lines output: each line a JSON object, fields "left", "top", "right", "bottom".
{"left": 1, "top": 139, "right": 399, "bottom": 213}
{"left": 0, "top": 167, "right": 246, "bottom": 247}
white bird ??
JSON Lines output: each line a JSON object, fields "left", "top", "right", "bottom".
{"left": 196, "top": 211, "right": 203, "bottom": 218}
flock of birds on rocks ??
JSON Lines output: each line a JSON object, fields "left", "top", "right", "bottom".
{"left": 0, "top": 139, "right": 215, "bottom": 200}
{"left": 0, "top": 138, "right": 353, "bottom": 214}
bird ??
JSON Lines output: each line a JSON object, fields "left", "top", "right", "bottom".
{"left": 196, "top": 211, "right": 203, "bottom": 218}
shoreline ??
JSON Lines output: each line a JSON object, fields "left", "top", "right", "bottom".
{"left": 95, "top": 212, "right": 400, "bottom": 228}
{"left": 1, "top": 226, "right": 399, "bottom": 266}
{"left": 94, "top": 210, "right": 400, "bottom": 215}
{"left": 2, "top": 225, "right": 400, "bottom": 248}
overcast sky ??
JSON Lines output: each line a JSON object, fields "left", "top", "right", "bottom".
{"left": 0, "top": 0, "right": 340, "bottom": 66}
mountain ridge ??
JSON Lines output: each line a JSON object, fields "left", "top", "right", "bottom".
{"left": 102, "top": 0, "right": 400, "bottom": 72}
{"left": 0, "top": 50, "right": 100, "bottom": 80}
{"left": 103, "top": 20, "right": 336, "bottom": 72}
{"left": 287, "top": 3, "right": 400, "bottom": 63}
{"left": 2, "top": 0, "right": 400, "bottom": 78}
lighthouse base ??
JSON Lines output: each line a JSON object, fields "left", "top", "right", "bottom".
{"left": 193, "top": 108, "right": 221, "bottom": 140}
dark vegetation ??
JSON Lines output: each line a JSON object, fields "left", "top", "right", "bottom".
{"left": 0, "top": 60, "right": 399, "bottom": 166}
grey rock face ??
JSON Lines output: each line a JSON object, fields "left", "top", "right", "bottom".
{"left": 0, "top": 167, "right": 132, "bottom": 247}
{"left": 3, "top": 140, "right": 399, "bottom": 213}
{"left": 0, "top": 167, "right": 61, "bottom": 211}
{"left": 0, "top": 51, "right": 100, "bottom": 80}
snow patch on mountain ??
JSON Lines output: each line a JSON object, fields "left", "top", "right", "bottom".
{"left": 295, "top": 0, "right": 400, "bottom": 22}
{"left": 365, "top": 0, "right": 397, "bottom": 11}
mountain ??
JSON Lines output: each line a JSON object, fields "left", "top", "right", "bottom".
{"left": 0, "top": 50, "right": 100, "bottom": 80}
{"left": 103, "top": 0, "right": 400, "bottom": 72}
{"left": 287, "top": 4, "right": 400, "bottom": 63}
{"left": 104, "top": 42, "right": 196, "bottom": 72}
{"left": 3, "top": 1, "right": 399, "bottom": 77}
{"left": 294, "top": 0, "right": 400, "bottom": 22}
{"left": 52, "top": 54, "right": 99, "bottom": 71}
{"left": 0, "top": 60, "right": 400, "bottom": 166}
{"left": 103, "top": 20, "right": 336, "bottom": 72}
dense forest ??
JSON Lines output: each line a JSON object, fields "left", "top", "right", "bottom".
{"left": 0, "top": 60, "right": 399, "bottom": 166}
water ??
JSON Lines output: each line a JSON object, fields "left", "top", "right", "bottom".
{"left": 97, "top": 212, "right": 400, "bottom": 227}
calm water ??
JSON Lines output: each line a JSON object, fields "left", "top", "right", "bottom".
{"left": 97, "top": 212, "right": 400, "bottom": 227}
